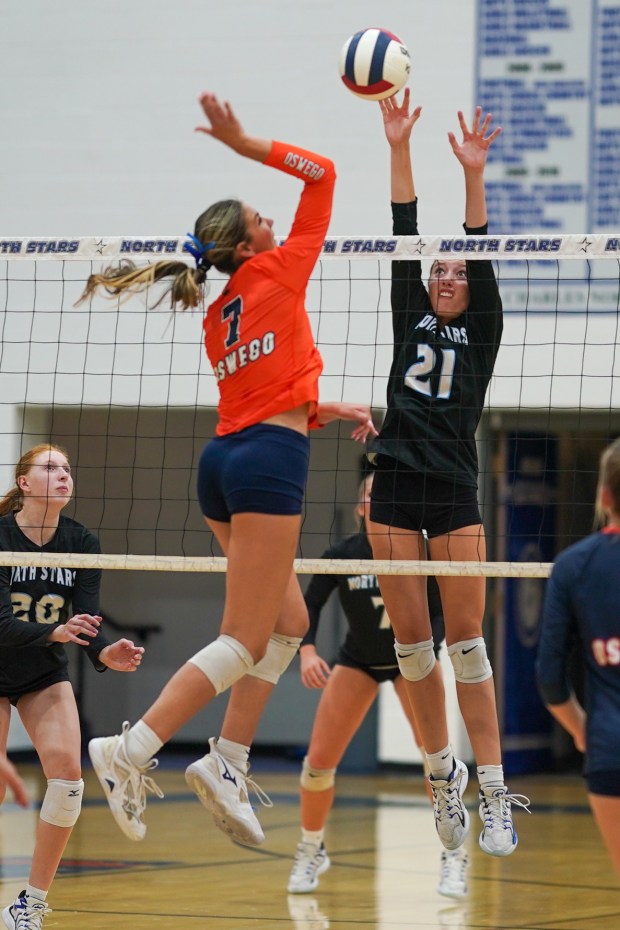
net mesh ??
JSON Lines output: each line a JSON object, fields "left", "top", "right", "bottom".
{"left": 2, "top": 233, "right": 619, "bottom": 576}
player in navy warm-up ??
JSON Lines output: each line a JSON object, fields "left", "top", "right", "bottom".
{"left": 537, "top": 438, "right": 620, "bottom": 878}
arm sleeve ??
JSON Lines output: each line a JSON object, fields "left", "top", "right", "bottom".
{"left": 260, "top": 141, "right": 336, "bottom": 290}
{"left": 536, "top": 559, "right": 577, "bottom": 706}
{"left": 302, "top": 557, "right": 339, "bottom": 648}
{"left": 391, "top": 200, "right": 429, "bottom": 349}
{"left": 70, "top": 530, "right": 110, "bottom": 672}
{"left": 0, "top": 567, "right": 62, "bottom": 646}
{"left": 464, "top": 222, "right": 503, "bottom": 346}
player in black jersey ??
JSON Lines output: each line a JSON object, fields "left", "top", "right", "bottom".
{"left": 367, "top": 91, "right": 529, "bottom": 859}
{"left": 0, "top": 444, "right": 145, "bottom": 930}
{"left": 537, "top": 439, "right": 620, "bottom": 878}
{"left": 286, "top": 475, "right": 468, "bottom": 900}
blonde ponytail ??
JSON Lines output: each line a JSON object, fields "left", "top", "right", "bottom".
{"left": 76, "top": 198, "right": 249, "bottom": 311}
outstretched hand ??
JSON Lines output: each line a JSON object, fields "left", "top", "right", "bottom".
{"left": 317, "top": 402, "right": 378, "bottom": 443}
{"left": 99, "top": 638, "right": 145, "bottom": 672}
{"left": 448, "top": 106, "right": 502, "bottom": 172}
{"left": 380, "top": 88, "right": 422, "bottom": 147}
{"left": 195, "top": 92, "right": 246, "bottom": 150}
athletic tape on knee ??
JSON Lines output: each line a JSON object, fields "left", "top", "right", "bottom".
{"left": 448, "top": 637, "right": 493, "bottom": 683}
{"left": 394, "top": 639, "right": 436, "bottom": 682}
{"left": 300, "top": 756, "right": 336, "bottom": 792}
{"left": 248, "top": 633, "right": 302, "bottom": 685}
{"left": 188, "top": 634, "right": 254, "bottom": 694}
{"left": 40, "top": 778, "right": 84, "bottom": 827}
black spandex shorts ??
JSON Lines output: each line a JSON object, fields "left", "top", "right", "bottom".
{"left": 336, "top": 649, "right": 400, "bottom": 684}
{"left": 197, "top": 424, "right": 310, "bottom": 522}
{"left": 369, "top": 454, "right": 481, "bottom": 538}
{"left": 0, "top": 671, "right": 70, "bottom": 707}
{"left": 586, "top": 769, "right": 620, "bottom": 797}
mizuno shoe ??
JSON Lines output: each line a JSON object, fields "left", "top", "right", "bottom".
{"left": 88, "top": 721, "right": 164, "bottom": 841}
{"left": 287, "top": 842, "right": 331, "bottom": 894}
{"left": 429, "top": 759, "right": 470, "bottom": 850}
{"left": 437, "top": 848, "right": 468, "bottom": 898}
{"left": 185, "top": 737, "right": 271, "bottom": 846}
{"left": 2, "top": 892, "right": 51, "bottom": 930}
{"left": 478, "top": 785, "right": 531, "bottom": 856}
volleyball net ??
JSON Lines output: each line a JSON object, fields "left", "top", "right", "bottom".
{"left": 1, "top": 233, "right": 619, "bottom": 577}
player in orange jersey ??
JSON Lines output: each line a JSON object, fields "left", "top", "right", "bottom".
{"left": 80, "top": 92, "right": 376, "bottom": 842}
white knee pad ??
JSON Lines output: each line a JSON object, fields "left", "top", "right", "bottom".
{"left": 300, "top": 757, "right": 336, "bottom": 792}
{"left": 248, "top": 633, "right": 302, "bottom": 685}
{"left": 448, "top": 637, "right": 493, "bottom": 683}
{"left": 188, "top": 634, "right": 254, "bottom": 694}
{"left": 394, "top": 639, "right": 436, "bottom": 682}
{"left": 40, "top": 778, "right": 84, "bottom": 828}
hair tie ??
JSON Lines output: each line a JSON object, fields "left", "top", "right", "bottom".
{"left": 183, "top": 233, "right": 216, "bottom": 270}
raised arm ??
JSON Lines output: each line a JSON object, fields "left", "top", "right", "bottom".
{"left": 195, "top": 92, "right": 272, "bottom": 163}
{"left": 448, "top": 107, "right": 501, "bottom": 228}
{"left": 379, "top": 88, "right": 422, "bottom": 203}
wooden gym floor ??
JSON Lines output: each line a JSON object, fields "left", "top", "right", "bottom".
{"left": 1, "top": 756, "right": 618, "bottom": 929}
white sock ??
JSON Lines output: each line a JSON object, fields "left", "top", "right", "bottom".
{"left": 426, "top": 745, "right": 453, "bottom": 781}
{"left": 477, "top": 764, "right": 505, "bottom": 790}
{"left": 216, "top": 737, "right": 250, "bottom": 775}
{"left": 124, "top": 719, "right": 163, "bottom": 768}
{"left": 301, "top": 828, "right": 324, "bottom": 847}
{"left": 25, "top": 885, "right": 47, "bottom": 902}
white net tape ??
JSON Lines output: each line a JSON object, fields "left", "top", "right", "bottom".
{"left": 1, "top": 233, "right": 618, "bottom": 261}
{"left": 0, "top": 552, "right": 551, "bottom": 577}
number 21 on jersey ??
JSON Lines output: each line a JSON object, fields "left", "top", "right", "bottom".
{"left": 405, "top": 344, "right": 455, "bottom": 400}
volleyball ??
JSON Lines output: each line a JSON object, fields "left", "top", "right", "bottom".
{"left": 339, "top": 28, "right": 411, "bottom": 101}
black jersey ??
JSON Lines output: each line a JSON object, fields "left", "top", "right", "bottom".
{"left": 0, "top": 513, "right": 109, "bottom": 694}
{"left": 302, "top": 531, "right": 444, "bottom": 667}
{"left": 371, "top": 200, "right": 503, "bottom": 488}
{"left": 537, "top": 529, "right": 620, "bottom": 776}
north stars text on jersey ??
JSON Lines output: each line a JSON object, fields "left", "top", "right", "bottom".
{"left": 416, "top": 313, "right": 468, "bottom": 345}
{"left": 11, "top": 565, "right": 76, "bottom": 586}
{"left": 346, "top": 573, "right": 379, "bottom": 591}
{"left": 213, "top": 331, "right": 276, "bottom": 382}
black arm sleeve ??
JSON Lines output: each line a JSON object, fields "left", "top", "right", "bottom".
{"left": 391, "top": 200, "right": 429, "bottom": 349}
{"left": 71, "top": 533, "right": 110, "bottom": 672}
{"left": 536, "top": 561, "right": 576, "bottom": 706}
{"left": 302, "top": 562, "right": 339, "bottom": 648}
{"left": 464, "top": 221, "right": 503, "bottom": 346}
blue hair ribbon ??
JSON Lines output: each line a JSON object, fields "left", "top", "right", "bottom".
{"left": 183, "top": 233, "right": 216, "bottom": 267}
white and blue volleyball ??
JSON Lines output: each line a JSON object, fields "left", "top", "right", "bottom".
{"left": 339, "top": 28, "right": 411, "bottom": 101}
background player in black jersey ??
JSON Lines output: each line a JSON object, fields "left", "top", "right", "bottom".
{"left": 537, "top": 438, "right": 620, "bottom": 879}
{"left": 0, "top": 444, "right": 145, "bottom": 930}
{"left": 367, "top": 91, "right": 529, "bottom": 860}
{"left": 286, "top": 475, "right": 468, "bottom": 900}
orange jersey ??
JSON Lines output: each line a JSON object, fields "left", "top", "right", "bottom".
{"left": 203, "top": 140, "right": 336, "bottom": 436}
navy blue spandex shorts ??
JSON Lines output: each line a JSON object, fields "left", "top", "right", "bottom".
{"left": 586, "top": 770, "right": 620, "bottom": 797}
{"left": 197, "top": 423, "right": 310, "bottom": 522}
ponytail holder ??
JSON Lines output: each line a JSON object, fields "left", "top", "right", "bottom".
{"left": 183, "top": 233, "right": 216, "bottom": 269}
